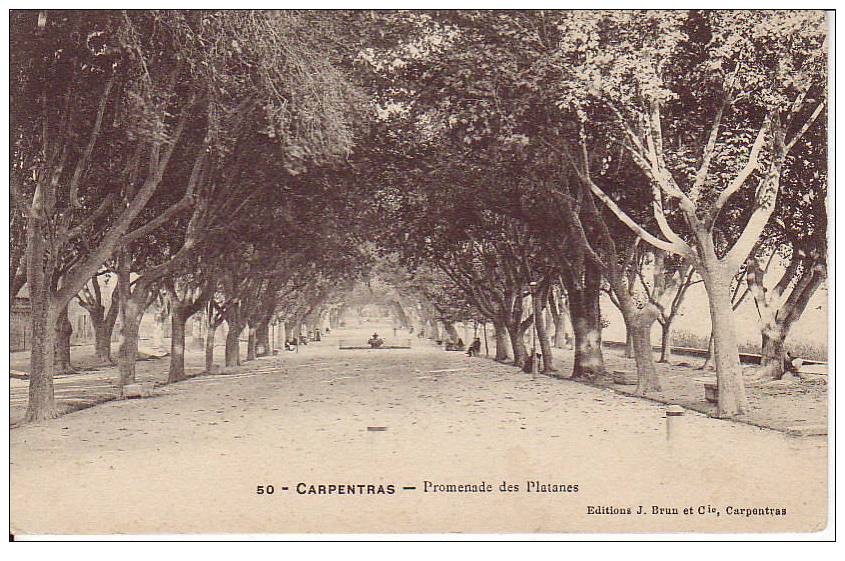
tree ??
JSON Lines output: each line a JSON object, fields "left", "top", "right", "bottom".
{"left": 12, "top": 9, "right": 363, "bottom": 419}
{"left": 638, "top": 251, "right": 700, "bottom": 364}
{"left": 745, "top": 121, "right": 828, "bottom": 379}
{"left": 551, "top": 10, "right": 827, "bottom": 416}
{"left": 76, "top": 272, "right": 120, "bottom": 364}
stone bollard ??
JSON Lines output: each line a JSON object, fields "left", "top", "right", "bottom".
{"left": 666, "top": 405, "right": 685, "bottom": 444}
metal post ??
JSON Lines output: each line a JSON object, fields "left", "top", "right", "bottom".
{"left": 666, "top": 405, "right": 685, "bottom": 446}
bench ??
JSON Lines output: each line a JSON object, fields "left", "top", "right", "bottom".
{"left": 693, "top": 377, "right": 719, "bottom": 403}
{"left": 338, "top": 339, "right": 412, "bottom": 350}
{"left": 612, "top": 370, "right": 638, "bottom": 385}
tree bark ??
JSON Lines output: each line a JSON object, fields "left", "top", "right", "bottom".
{"left": 25, "top": 203, "right": 59, "bottom": 421}
{"left": 629, "top": 314, "right": 661, "bottom": 395}
{"left": 99, "top": 297, "right": 119, "bottom": 363}
{"left": 246, "top": 325, "right": 257, "bottom": 361}
{"left": 493, "top": 318, "right": 510, "bottom": 361}
{"left": 117, "top": 296, "right": 145, "bottom": 390}
{"left": 205, "top": 324, "right": 217, "bottom": 373}
{"left": 658, "top": 321, "right": 673, "bottom": 363}
{"left": 702, "top": 267, "right": 747, "bottom": 417}
{"left": 443, "top": 321, "right": 460, "bottom": 343}
{"left": 190, "top": 315, "right": 205, "bottom": 351}
{"left": 624, "top": 330, "right": 635, "bottom": 358}
{"left": 54, "top": 303, "right": 74, "bottom": 374}
{"left": 507, "top": 320, "right": 529, "bottom": 368}
{"left": 700, "top": 332, "right": 716, "bottom": 370}
{"left": 429, "top": 319, "right": 441, "bottom": 340}
{"left": 155, "top": 307, "right": 169, "bottom": 352}
{"left": 26, "top": 304, "right": 58, "bottom": 421}
{"left": 275, "top": 321, "right": 286, "bottom": 349}
{"left": 256, "top": 321, "right": 270, "bottom": 356}
{"left": 760, "top": 326, "right": 787, "bottom": 379}
{"left": 532, "top": 288, "right": 555, "bottom": 373}
{"left": 568, "top": 282, "right": 605, "bottom": 380}
{"left": 553, "top": 302, "right": 570, "bottom": 349}
{"left": 225, "top": 321, "right": 242, "bottom": 367}
{"left": 168, "top": 308, "right": 189, "bottom": 383}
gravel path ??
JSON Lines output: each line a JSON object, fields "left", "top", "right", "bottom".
{"left": 10, "top": 327, "right": 828, "bottom": 535}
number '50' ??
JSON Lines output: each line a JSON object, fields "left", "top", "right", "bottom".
{"left": 256, "top": 485, "right": 275, "bottom": 495}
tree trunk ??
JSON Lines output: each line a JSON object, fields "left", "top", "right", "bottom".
{"left": 624, "top": 329, "right": 635, "bottom": 358}
{"left": 168, "top": 308, "right": 189, "bottom": 383}
{"left": 205, "top": 324, "right": 217, "bottom": 373}
{"left": 702, "top": 269, "right": 747, "bottom": 417}
{"left": 630, "top": 317, "right": 661, "bottom": 395}
{"left": 275, "top": 321, "right": 286, "bottom": 349}
{"left": 117, "top": 295, "right": 145, "bottom": 390}
{"left": 759, "top": 326, "right": 787, "bottom": 380}
{"left": 246, "top": 325, "right": 257, "bottom": 361}
{"left": 429, "top": 319, "right": 440, "bottom": 340}
{"left": 532, "top": 290, "right": 555, "bottom": 373}
{"left": 508, "top": 321, "right": 528, "bottom": 368}
{"left": 493, "top": 318, "right": 510, "bottom": 361}
{"left": 256, "top": 321, "right": 270, "bottom": 356}
{"left": 443, "top": 321, "right": 460, "bottom": 343}
{"left": 25, "top": 187, "right": 60, "bottom": 421}
{"left": 155, "top": 309, "right": 169, "bottom": 352}
{"left": 90, "top": 297, "right": 119, "bottom": 364}
{"left": 569, "top": 280, "right": 605, "bottom": 380}
{"left": 658, "top": 321, "right": 673, "bottom": 363}
{"left": 553, "top": 305, "right": 570, "bottom": 348}
{"left": 54, "top": 303, "right": 74, "bottom": 374}
{"left": 190, "top": 315, "right": 205, "bottom": 351}
{"left": 700, "top": 332, "right": 715, "bottom": 370}
{"left": 26, "top": 301, "right": 58, "bottom": 422}
{"left": 225, "top": 320, "right": 242, "bottom": 367}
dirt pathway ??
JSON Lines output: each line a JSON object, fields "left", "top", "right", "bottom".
{"left": 10, "top": 327, "right": 828, "bottom": 535}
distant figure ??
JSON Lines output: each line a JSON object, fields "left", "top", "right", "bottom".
{"left": 393, "top": 327, "right": 398, "bottom": 337}
{"left": 467, "top": 337, "right": 481, "bottom": 357}
{"left": 522, "top": 351, "right": 542, "bottom": 373}
{"left": 368, "top": 333, "right": 384, "bottom": 348}
{"left": 314, "top": 330, "right": 322, "bottom": 342}
{"left": 325, "top": 327, "right": 331, "bottom": 334}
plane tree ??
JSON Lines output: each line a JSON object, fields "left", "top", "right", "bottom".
{"left": 547, "top": 10, "right": 827, "bottom": 416}
{"left": 11, "top": 9, "right": 363, "bottom": 418}
{"left": 745, "top": 121, "right": 828, "bottom": 379}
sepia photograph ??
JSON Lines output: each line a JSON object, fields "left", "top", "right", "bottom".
{"left": 6, "top": 7, "right": 833, "bottom": 539}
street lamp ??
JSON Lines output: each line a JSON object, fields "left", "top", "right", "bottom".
{"left": 529, "top": 281, "right": 538, "bottom": 380}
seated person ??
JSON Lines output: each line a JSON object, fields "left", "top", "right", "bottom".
{"left": 467, "top": 337, "right": 482, "bottom": 357}
{"left": 455, "top": 337, "right": 465, "bottom": 351}
{"left": 522, "top": 351, "right": 542, "bottom": 373}
{"left": 368, "top": 333, "right": 384, "bottom": 348}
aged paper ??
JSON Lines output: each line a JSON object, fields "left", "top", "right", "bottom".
{"left": 8, "top": 8, "right": 832, "bottom": 538}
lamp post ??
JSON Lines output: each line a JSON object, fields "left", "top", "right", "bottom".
{"left": 529, "top": 281, "right": 538, "bottom": 380}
